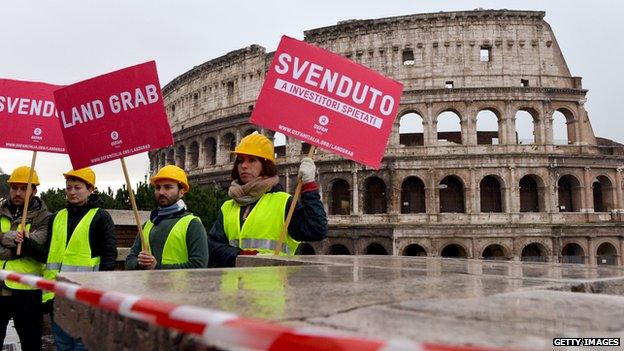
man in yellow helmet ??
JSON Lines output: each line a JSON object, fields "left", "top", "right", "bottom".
{"left": 26, "top": 167, "right": 117, "bottom": 349}
{"left": 125, "top": 165, "right": 208, "bottom": 270}
{"left": 208, "top": 132, "right": 327, "bottom": 267}
{"left": 0, "top": 166, "right": 50, "bottom": 350}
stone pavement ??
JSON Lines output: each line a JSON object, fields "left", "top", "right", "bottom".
{"left": 54, "top": 256, "right": 624, "bottom": 350}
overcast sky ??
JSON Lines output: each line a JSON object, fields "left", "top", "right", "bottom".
{"left": 1, "top": 0, "right": 622, "bottom": 191}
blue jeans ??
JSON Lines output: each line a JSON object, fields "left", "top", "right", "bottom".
{"left": 51, "top": 320, "right": 87, "bottom": 351}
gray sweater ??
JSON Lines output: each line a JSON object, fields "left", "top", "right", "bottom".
{"left": 125, "top": 209, "right": 208, "bottom": 269}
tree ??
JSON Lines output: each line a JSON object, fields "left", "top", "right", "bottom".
{"left": 184, "top": 184, "right": 228, "bottom": 230}
{"left": 0, "top": 172, "right": 9, "bottom": 201}
{"left": 40, "top": 188, "right": 66, "bottom": 213}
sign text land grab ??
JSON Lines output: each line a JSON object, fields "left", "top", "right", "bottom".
{"left": 54, "top": 61, "right": 173, "bottom": 169}
{"left": 0, "top": 79, "right": 66, "bottom": 153}
{"left": 251, "top": 36, "right": 403, "bottom": 169}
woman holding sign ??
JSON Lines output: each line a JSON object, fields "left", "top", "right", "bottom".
{"left": 208, "top": 132, "right": 327, "bottom": 267}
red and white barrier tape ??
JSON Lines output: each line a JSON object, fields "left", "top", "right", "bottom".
{"left": 0, "top": 270, "right": 522, "bottom": 351}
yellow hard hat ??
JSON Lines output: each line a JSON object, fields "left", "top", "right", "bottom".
{"left": 8, "top": 166, "right": 40, "bottom": 186}
{"left": 150, "top": 165, "right": 189, "bottom": 191}
{"left": 233, "top": 132, "right": 275, "bottom": 163}
{"left": 63, "top": 167, "right": 96, "bottom": 188}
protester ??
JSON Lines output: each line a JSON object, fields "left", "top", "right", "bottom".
{"left": 208, "top": 132, "right": 327, "bottom": 267}
{"left": 0, "top": 166, "right": 50, "bottom": 351}
{"left": 125, "top": 165, "right": 208, "bottom": 270}
{"left": 26, "top": 167, "right": 117, "bottom": 350}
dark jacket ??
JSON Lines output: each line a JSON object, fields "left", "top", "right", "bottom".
{"left": 124, "top": 208, "right": 208, "bottom": 269}
{"left": 208, "top": 182, "right": 327, "bottom": 267}
{"left": 25, "top": 193, "right": 117, "bottom": 271}
{"left": 0, "top": 196, "right": 51, "bottom": 294}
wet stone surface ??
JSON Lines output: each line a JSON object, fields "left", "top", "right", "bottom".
{"left": 55, "top": 256, "right": 624, "bottom": 350}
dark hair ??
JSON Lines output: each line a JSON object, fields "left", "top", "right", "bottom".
{"left": 231, "top": 155, "right": 277, "bottom": 183}
{"left": 65, "top": 176, "right": 94, "bottom": 190}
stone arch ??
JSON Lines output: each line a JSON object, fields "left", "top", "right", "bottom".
{"left": 552, "top": 108, "right": 576, "bottom": 145}
{"left": 402, "top": 243, "right": 427, "bottom": 256}
{"left": 519, "top": 174, "right": 544, "bottom": 212}
{"left": 296, "top": 243, "right": 316, "bottom": 255}
{"left": 440, "top": 243, "right": 467, "bottom": 258}
{"left": 329, "top": 178, "right": 351, "bottom": 215}
{"left": 479, "top": 175, "right": 503, "bottom": 213}
{"left": 203, "top": 137, "right": 217, "bottom": 166}
{"left": 596, "top": 241, "right": 618, "bottom": 265}
{"left": 188, "top": 140, "right": 199, "bottom": 169}
{"left": 327, "top": 244, "right": 351, "bottom": 255}
{"left": 401, "top": 176, "right": 426, "bottom": 213}
{"left": 561, "top": 242, "right": 585, "bottom": 264}
{"left": 557, "top": 174, "right": 582, "bottom": 212}
{"left": 481, "top": 244, "right": 510, "bottom": 260}
{"left": 514, "top": 108, "right": 539, "bottom": 145}
{"left": 166, "top": 148, "right": 175, "bottom": 165}
{"left": 399, "top": 111, "right": 424, "bottom": 146}
{"left": 273, "top": 132, "right": 286, "bottom": 158}
{"left": 159, "top": 151, "right": 166, "bottom": 169}
{"left": 439, "top": 175, "right": 465, "bottom": 213}
{"left": 176, "top": 144, "right": 186, "bottom": 169}
{"left": 365, "top": 243, "right": 389, "bottom": 255}
{"left": 222, "top": 132, "right": 236, "bottom": 163}
{"left": 243, "top": 128, "right": 258, "bottom": 137}
{"left": 363, "top": 176, "right": 387, "bottom": 214}
{"left": 475, "top": 108, "right": 501, "bottom": 145}
{"left": 593, "top": 175, "right": 615, "bottom": 212}
{"left": 521, "top": 242, "right": 548, "bottom": 262}
{"left": 436, "top": 110, "right": 463, "bottom": 145}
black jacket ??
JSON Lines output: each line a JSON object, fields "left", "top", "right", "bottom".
{"left": 208, "top": 183, "right": 327, "bottom": 267}
{"left": 25, "top": 193, "right": 117, "bottom": 271}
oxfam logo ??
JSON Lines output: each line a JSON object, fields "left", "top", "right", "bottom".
{"left": 319, "top": 115, "right": 329, "bottom": 126}
{"left": 110, "top": 131, "right": 119, "bottom": 140}
{"left": 33, "top": 128, "right": 42, "bottom": 136}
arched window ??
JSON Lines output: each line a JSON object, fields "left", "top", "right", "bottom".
{"left": 188, "top": 141, "right": 199, "bottom": 169}
{"left": 476, "top": 109, "right": 500, "bottom": 145}
{"left": 561, "top": 243, "right": 584, "bottom": 264}
{"left": 552, "top": 110, "right": 571, "bottom": 145}
{"left": 365, "top": 243, "right": 388, "bottom": 255}
{"left": 364, "top": 177, "right": 387, "bottom": 214}
{"left": 558, "top": 175, "right": 582, "bottom": 212}
{"left": 482, "top": 244, "right": 509, "bottom": 260}
{"left": 441, "top": 244, "right": 467, "bottom": 258}
{"left": 521, "top": 243, "right": 548, "bottom": 262}
{"left": 437, "top": 111, "right": 462, "bottom": 145}
{"left": 401, "top": 177, "right": 426, "bottom": 213}
{"left": 176, "top": 145, "right": 186, "bottom": 169}
{"left": 273, "top": 132, "right": 286, "bottom": 158}
{"left": 159, "top": 152, "right": 166, "bottom": 169}
{"left": 328, "top": 244, "right": 351, "bottom": 255}
{"left": 402, "top": 244, "right": 427, "bottom": 256}
{"left": 439, "top": 176, "right": 465, "bottom": 213}
{"left": 519, "top": 175, "right": 541, "bottom": 212}
{"left": 166, "top": 149, "right": 175, "bottom": 165}
{"left": 296, "top": 243, "right": 316, "bottom": 255}
{"left": 222, "top": 133, "right": 236, "bottom": 163}
{"left": 203, "top": 137, "right": 216, "bottom": 166}
{"left": 596, "top": 242, "right": 618, "bottom": 265}
{"left": 479, "top": 176, "right": 502, "bottom": 212}
{"left": 399, "top": 112, "right": 424, "bottom": 146}
{"left": 514, "top": 110, "right": 537, "bottom": 144}
{"left": 330, "top": 179, "right": 350, "bottom": 215}
{"left": 593, "top": 176, "right": 615, "bottom": 212}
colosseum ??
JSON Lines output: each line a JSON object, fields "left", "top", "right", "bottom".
{"left": 150, "top": 9, "right": 624, "bottom": 265}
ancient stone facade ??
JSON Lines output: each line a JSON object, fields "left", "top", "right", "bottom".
{"left": 149, "top": 10, "right": 624, "bottom": 265}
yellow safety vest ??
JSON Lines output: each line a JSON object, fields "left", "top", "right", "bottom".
{"left": 222, "top": 192, "right": 299, "bottom": 255}
{"left": 143, "top": 214, "right": 200, "bottom": 265}
{"left": 0, "top": 216, "right": 43, "bottom": 290}
{"left": 42, "top": 208, "right": 100, "bottom": 302}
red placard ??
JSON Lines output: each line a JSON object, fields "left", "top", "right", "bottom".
{"left": 54, "top": 61, "right": 173, "bottom": 169}
{"left": 251, "top": 36, "right": 403, "bottom": 169}
{"left": 0, "top": 79, "right": 66, "bottom": 153}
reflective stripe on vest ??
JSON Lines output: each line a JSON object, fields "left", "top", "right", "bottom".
{"left": 143, "top": 214, "right": 200, "bottom": 265}
{"left": 1, "top": 216, "right": 42, "bottom": 290}
{"left": 43, "top": 208, "right": 100, "bottom": 302}
{"left": 221, "top": 192, "right": 299, "bottom": 255}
